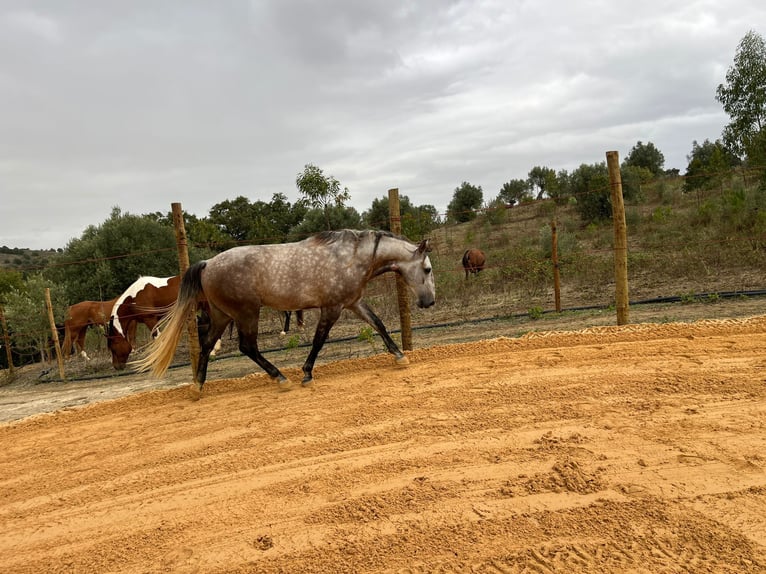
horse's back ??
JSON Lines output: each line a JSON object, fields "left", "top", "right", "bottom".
{"left": 199, "top": 236, "right": 375, "bottom": 313}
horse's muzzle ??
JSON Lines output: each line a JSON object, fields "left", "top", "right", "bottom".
{"left": 417, "top": 297, "right": 435, "bottom": 309}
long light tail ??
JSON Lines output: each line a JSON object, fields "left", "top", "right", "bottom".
{"left": 131, "top": 262, "right": 206, "bottom": 378}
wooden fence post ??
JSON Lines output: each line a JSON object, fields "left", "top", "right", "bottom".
{"left": 388, "top": 188, "right": 413, "bottom": 351}
{"left": 45, "top": 288, "right": 66, "bottom": 381}
{"left": 606, "top": 151, "right": 630, "bottom": 325}
{"left": 0, "top": 305, "right": 15, "bottom": 382}
{"left": 171, "top": 203, "right": 200, "bottom": 380}
{"left": 550, "top": 220, "right": 561, "bottom": 312}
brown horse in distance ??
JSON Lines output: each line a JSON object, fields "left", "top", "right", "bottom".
{"left": 462, "top": 248, "right": 486, "bottom": 279}
{"left": 62, "top": 298, "right": 119, "bottom": 360}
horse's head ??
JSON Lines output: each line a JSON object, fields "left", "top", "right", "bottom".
{"left": 391, "top": 238, "right": 436, "bottom": 308}
{"left": 106, "top": 317, "right": 132, "bottom": 370}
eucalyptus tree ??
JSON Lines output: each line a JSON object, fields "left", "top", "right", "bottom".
{"left": 716, "top": 30, "right": 766, "bottom": 172}
{"left": 296, "top": 164, "right": 351, "bottom": 230}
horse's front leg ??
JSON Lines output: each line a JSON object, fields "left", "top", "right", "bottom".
{"left": 127, "top": 320, "right": 139, "bottom": 346}
{"left": 301, "top": 307, "right": 342, "bottom": 385}
{"left": 349, "top": 300, "right": 407, "bottom": 364}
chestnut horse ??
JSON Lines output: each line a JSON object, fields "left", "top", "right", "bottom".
{"left": 462, "top": 248, "right": 486, "bottom": 279}
{"left": 107, "top": 275, "right": 181, "bottom": 370}
{"left": 134, "top": 230, "right": 435, "bottom": 389}
{"left": 62, "top": 298, "right": 119, "bottom": 360}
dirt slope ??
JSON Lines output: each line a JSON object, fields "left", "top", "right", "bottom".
{"left": 1, "top": 316, "right": 766, "bottom": 573}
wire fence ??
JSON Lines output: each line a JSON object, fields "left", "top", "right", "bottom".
{"left": 2, "top": 165, "right": 766, "bottom": 373}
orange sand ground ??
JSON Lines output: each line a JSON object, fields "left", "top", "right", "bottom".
{"left": 1, "top": 317, "right": 765, "bottom": 573}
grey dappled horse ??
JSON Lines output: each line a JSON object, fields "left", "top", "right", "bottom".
{"left": 134, "top": 230, "right": 435, "bottom": 389}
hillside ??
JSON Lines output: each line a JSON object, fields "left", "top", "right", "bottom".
{"left": 0, "top": 247, "right": 57, "bottom": 271}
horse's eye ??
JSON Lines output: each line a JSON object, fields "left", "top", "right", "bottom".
{"left": 424, "top": 267, "right": 432, "bottom": 274}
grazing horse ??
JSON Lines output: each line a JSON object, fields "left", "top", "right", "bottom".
{"left": 62, "top": 298, "right": 119, "bottom": 360}
{"left": 462, "top": 248, "right": 486, "bottom": 279}
{"left": 107, "top": 275, "right": 182, "bottom": 370}
{"left": 134, "top": 229, "right": 435, "bottom": 389}
{"left": 281, "top": 310, "right": 305, "bottom": 335}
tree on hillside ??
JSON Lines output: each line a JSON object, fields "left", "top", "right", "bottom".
{"left": 624, "top": 141, "right": 665, "bottom": 176}
{"left": 3, "top": 273, "right": 68, "bottom": 360}
{"left": 447, "top": 182, "right": 483, "bottom": 223}
{"left": 527, "top": 166, "right": 556, "bottom": 200}
{"left": 43, "top": 208, "right": 184, "bottom": 303}
{"left": 550, "top": 169, "right": 573, "bottom": 205}
{"left": 716, "top": 29, "right": 766, "bottom": 167}
{"left": 361, "top": 195, "right": 440, "bottom": 238}
{"left": 684, "top": 139, "right": 737, "bottom": 194}
{"left": 620, "top": 165, "right": 654, "bottom": 201}
{"left": 290, "top": 205, "right": 362, "bottom": 237}
{"left": 147, "top": 210, "right": 234, "bottom": 251}
{"left": 570, "top": 162, "right": 611, "bottom": 223}
{"left": 265, "top": 192, "right": 309, "bottom": 241}
{"left": 296, "top": 164, "right": 351, "bottom": 230}
{"left": 206, "top": 193, "right": 308, "bottom": 245}
{"left": 497, "top": 179, "right": 530, "bottom": 206}
{"left": 208, "top": 196, "right": 256, "bottom": 242}
{"left": 0, "top": 269, "right": 25, "bottom": 304}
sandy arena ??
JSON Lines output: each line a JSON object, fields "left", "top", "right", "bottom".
{"left": 1, "top": 316, "right": 765, "bottom": 573}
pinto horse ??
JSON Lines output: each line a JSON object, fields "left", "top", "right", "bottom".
{"left": 462, "top": 248, "right": 486, "bottom": 279}
{"left": 134, "top": 229, "right": 435, "bottom": 389}
{"left": 62, "top": 298, "right": 119, "bottom": 360}
{"left": 107, "top": 275, "right": 182, "bottom": 370}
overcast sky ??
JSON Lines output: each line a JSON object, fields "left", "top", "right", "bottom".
{"left": 1, "top": 1, "right": 763, "bottom": 250}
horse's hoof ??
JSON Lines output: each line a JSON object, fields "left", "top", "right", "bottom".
{"left": 395, "top": 355, "right": 410, "bottom": 366}
{"left": 188, "top": 384, "right": 202, "bottom": 401}
{"left": 301, "top": 377, "right": 313, "bottom": 387}
{"left": 277, "top": 378, "right": 294, "bottom": 392}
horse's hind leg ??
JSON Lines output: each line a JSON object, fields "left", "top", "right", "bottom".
{"left": 195, "top": 306, "right": 231, "bottom": 386}
{"left": 301, "top": 306, "right": 342, "bottom": 385}
{"left": 349, "top": 300, "right": 407, "bottom": 364}
{"left": 76, "top": 327, "right": 89, "bottom": 360}
{"left": 281, "top": 311, "right": 291, "bottom": 336}
{"left": 236, "top": 311, "right": 288, "bottom": 385}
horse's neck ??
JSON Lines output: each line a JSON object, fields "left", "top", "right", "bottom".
{"left": 370, "top": 235, "right": 410, "bottom": 266}
{"left": 99, "top": 301, "right": 112, "bottom": 316}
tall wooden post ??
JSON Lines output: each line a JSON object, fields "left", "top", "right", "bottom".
{"left": 172, "top": 203, "right": 200, "bottom": 380}
{"left": 0, "top": 305, "right": 15, "bottom": 381}
{"left": 45, "top": 288, "right": 66, "bottom": 381}
{"left": 550, "top": 221, "right": 561, "bottom": 312}
{"left": 606, "top": 151, "right": 630, "bottom": 325}
{"left": 388, "top": 188, "right": 413, "bottom": 350}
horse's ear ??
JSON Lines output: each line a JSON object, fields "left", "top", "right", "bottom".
{"left": 416, "top": 239, "right": 432, "bottom": 255}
